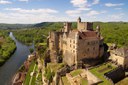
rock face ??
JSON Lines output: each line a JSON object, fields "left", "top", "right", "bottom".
{"left": 48, "top": 17, "right": 104, "bottom": 67}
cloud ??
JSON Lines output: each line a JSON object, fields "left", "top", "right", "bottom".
{"left": 77, "top": 7, "right": 91, "bottom": 11}
{"left": 0, "top": 8, "right": 60, "bottom": 23}
{"left": 19, "top": 0, "right": 29, "bottom": 2}
{"left": 0, "top": 0, "right": 12, "bottom": 4}
{"left": 115, "top": 8, "right": 122, "bottom": 10}
{"left": 86, "top": 10, "right": 106, "bottom": 16}
{"left": 107, "top": 13, "right": 124, "bottom": 20}
{"left": 70, "top": 0, "right": 100, "bottom": 8}
{"left": 92, "top": 0, "right": 100, "bottom": 5}
{"left": 66, "top": 10, "right": 81, "bottom": 17}
{"left": 5, "top": 8, "right": 58, "bottom": 14}
{"left": 70, "top": 0, "right": 88, "bottom": 8}
{"left": 105, "top": 3, "right": 124, "bottom": 7}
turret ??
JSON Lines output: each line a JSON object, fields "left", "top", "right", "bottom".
{"left": 96, "top": 25, "right": 101, "bottom": 38}
{"left": 96, "top": 25, "right": 100, "bottom": 32}
{"left": 77, "top": 17, "right": 81, "bottom": 23}
{"left": 63, "top": 22, "right": 72, "bottom": 32}
{"left": 77, "top": 17, "right": 93, "bottom": 31}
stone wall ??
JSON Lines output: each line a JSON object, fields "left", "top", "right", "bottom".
{"left": 110, "top": 53, "right": 124, "bottom": 66}
{"left": 77, "top": 22, "right": 93, "bottom": 31}
{"left": 77, "top": 39, "right": 100, "bottom": 60}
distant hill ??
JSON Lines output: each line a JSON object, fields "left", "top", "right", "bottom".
{"left": 0, "top": 22, "right": 64, "bottom": 29}
{"left": 0, "top": 22, "right": 128, "bottom": 30}
{"left": 0, "top": 23, "right": 33, "bottom": 29}
{"left": 33, "top": 22, "right": 64, "bottom": 28}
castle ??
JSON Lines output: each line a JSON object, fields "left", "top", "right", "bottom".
{"left": 48, "top": 17, "right": 104, "bottom": 68}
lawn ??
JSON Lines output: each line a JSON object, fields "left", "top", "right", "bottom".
{"left": 70, "top": 69, "right": 83, "bottom": 77}
{"left": 89, "top": 62, "right": 117, "bottom": 85}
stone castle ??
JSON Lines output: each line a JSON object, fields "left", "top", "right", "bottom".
{"left": 48, "top": 17, "right": 104, "bottom": 67}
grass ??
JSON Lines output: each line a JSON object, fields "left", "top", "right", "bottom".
{"left": 70, "top": 69, "right": 83, "bottom": 77}
{"left": 24, "top": 61, "right": 36, "bottom": 85}
{"left": 80, "top": 78, "right": 88, "bottom": 85}
{"left": 47, "top": 63, "right": 65, "bottom": 72}
{"left": 62, "top": 76, "right": 71, "bottom": 85}
{"left": 30, "top": 65, "right": 38, "bottom": 85}
{"left": 38, "top": 42, "right": 47, "bottom": 46}
{"left": 36, "top": 72, "right": 42, "bottom": 85}
{"left": 89, "top": 62, "right": 116, "bottom": 85}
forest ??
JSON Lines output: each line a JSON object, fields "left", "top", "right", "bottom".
{"left": 0, "top": 30, "right": 16, "bottom": 65}
{"left": 12, "top": 22, "right": 128, "bottom": 47}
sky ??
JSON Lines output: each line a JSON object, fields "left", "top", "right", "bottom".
{"left": 0, "top": 0, "right": 127, "bottom": 24}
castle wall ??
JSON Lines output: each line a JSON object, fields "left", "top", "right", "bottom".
{"left": 124, "top": 57, "right": 128, "bottom": 69}
{"left": 63, "top": 38, "right": 77, "bottom": 66}
{"left": 110, "top": 53, "right": 124, "bottom": 65}
{"left": 77, "top": 22, "right": 93, "bottom": 31}
{"left": 77, "top": 38, "right": 100, "bottom": 61}
{"left": 49, "top": 32, "right": 61, "bottom": 62}
{"left": 63, "top": 50, "right": 75, "bottom": 66}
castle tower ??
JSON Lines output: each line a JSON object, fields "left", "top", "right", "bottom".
{"left": 96, "top": 25, "right": 100, "bottom": 32}
{"left": 63, "top": 22, "right": 72, "bottom": 32}
{"left": 77, "top": 17, "right": 81, "bottom": 23}
{"left": 77, "top": 17, "right": 93, "bottom": 31}
{"left": 77, "top": 17, "right": 81, "bottom": 31}
{"left": 75, "top": 32, "right": 79, "bottom": 69}
{"left": 96, "top": 25, "right": 101, "bottom": 38}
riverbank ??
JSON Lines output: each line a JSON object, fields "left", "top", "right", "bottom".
{"left": 0, "top": 46, "right": 16, "bottom": 66}
{"left": 0, "top": 32, "right": 16, "bottom": 66}
{"left": 12, "top": 53, "right": 38, "bottom": 85}
{"left": 0, "top": 32, "right": 34, "bottom": 85}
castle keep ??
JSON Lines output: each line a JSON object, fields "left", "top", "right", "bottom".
{"left": 48, "top": 17, "right": 104, "bottom": 67}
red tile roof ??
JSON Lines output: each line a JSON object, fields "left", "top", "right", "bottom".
{"left": 79, "top": 31, "right": 98, "bottom": 39}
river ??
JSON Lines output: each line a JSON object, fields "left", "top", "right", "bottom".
{"left": 0, "top": 32, "right": 34, "bottom": 85}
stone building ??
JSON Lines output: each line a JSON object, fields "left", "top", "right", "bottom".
{"left": 110, "top": 47, "right": 128, "bottom": 69}
{"left": 48, "top": 17, "right": 104, "bottom": 67}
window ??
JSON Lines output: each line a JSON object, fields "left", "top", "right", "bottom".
{"left": 93, "top": 47, "right": 95, "bottom": 50}
{"left": 87, "top": 48, "right": 89, "bottom": 51}
{"left": 73, "top": 40, "right": 75, "bottom": 44}
{"left": 73, "top": 45, "right": 75, "bottom": 48}
{"left": 87, "top": 42, "right": 90, "bottom": 45}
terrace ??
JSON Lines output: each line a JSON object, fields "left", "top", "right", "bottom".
{"left": 89, "top": 62, "right": 117, "bottom": 85}
{"left": 61, "top": 69, "right": 88, "bottom": 85}
{"left": 24, "top": 61, "right": 42, "bottom": 85}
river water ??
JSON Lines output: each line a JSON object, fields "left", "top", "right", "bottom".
{"left": 0, "top": 32, "right": 34, "bottom": 85}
